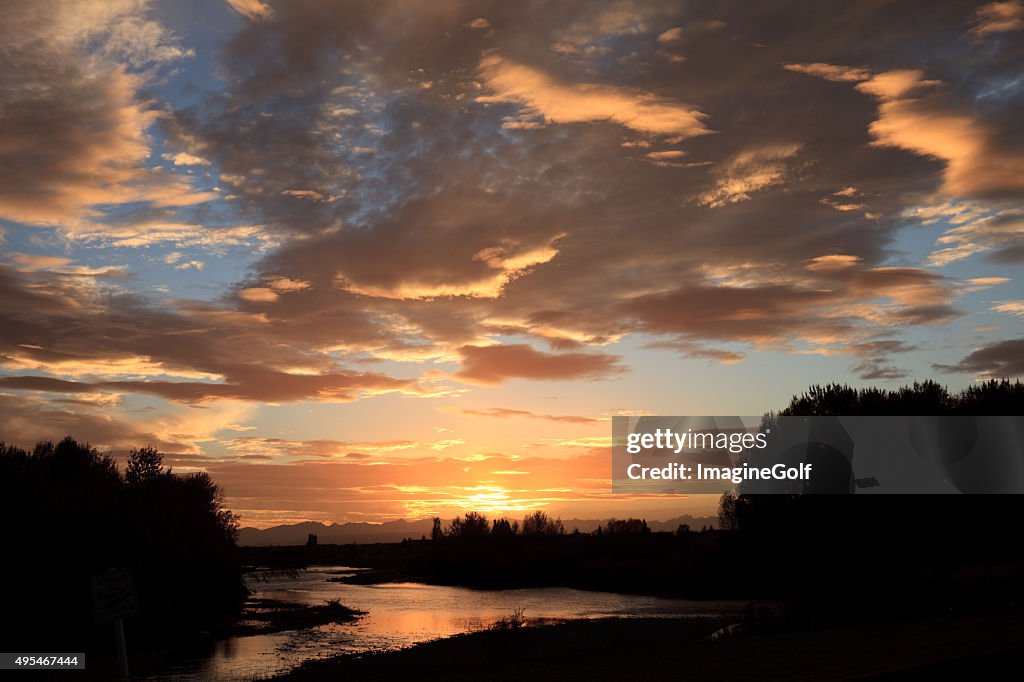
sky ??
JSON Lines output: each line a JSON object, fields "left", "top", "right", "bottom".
{"left": 0, "top": 0, "right": 1022, "bottom": 527}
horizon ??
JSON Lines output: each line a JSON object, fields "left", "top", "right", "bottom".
{"left": 1, "top": 0, "right": 1022, "bottom": 527}
{"left": 239, "top": 511, "right": 719, "bottom": 531}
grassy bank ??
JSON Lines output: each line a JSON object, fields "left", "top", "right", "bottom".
{"left": 274, "top": 611, "right": 1024, "bottom": 681}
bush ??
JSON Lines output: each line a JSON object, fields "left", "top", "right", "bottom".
{"left": 491, "top": 607, "right": 526, "bottom": 630}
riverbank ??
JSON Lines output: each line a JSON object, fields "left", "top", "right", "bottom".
{"left": 275, "top": 610, "right": 1024, "bottom": 681}
{"left": 232, "top": 597, "right": 364, "bottom": 635}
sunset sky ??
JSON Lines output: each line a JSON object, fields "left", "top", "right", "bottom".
{"left": 1, "top": 0, "right": 1022, "bottom": 527}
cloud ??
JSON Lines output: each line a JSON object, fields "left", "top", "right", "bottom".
{"left": 622, "top": 264, "right": 956, "bottom": 355}
{"left": 450, "top": 407, "right": 603, "bottom": 424}
{"left": 477, "top": 53, "right": 710, "bottom": 138}
{"left": 962, "top": 276, "right": 1010, "bottom": 292}
{"left": 63, "top": 221, "right": 271, "bottom": 250}
{"left": 238, "top": 287, "right": 279, "bottom": 303}
{"left": 225, "top": 0, "right": 272, "bottom": 22}
{"left": 927, "top": 208, "right": 1024, "bottom": 266}
{"left": 9, "top": 254, "right": 74, "bottom": 272}
{"left": 0, "top": 389, "right": 251, "bottom": 454}
{"left": 454, "top": 344, "right": 623, "bottom": 385}
{"left": 0, "top": 0, "right": 209, "bottom": 224}
{"left": 848, "top": 340, "right": 917, "bottom": 380}
{"left": 334, "top": 232, "right": 564, "bottom": 300}
{"left": 162, "top": 152, "right": 210, "bottom": 166}
{"left": 790, "top": 60, "right": 1024, "bottom": 199}
{"left": 0, "top": 369, "right": 421, "bottom": 404}
{"left": 281, "top": 189, "right": 338, "bottom": 202}
{"left": 935, "top": 338, "right": 1024, "bottom": 378}
{"left": 783, "top": 62, "right": 871, "bottom": 82}
{"left": 859, "top": 71, "right": 1024, "bottom": 198}
{"left": 969, "top": 1, "right": 1024, "bottom": 37}
{"left": 820, "top": 191, "right": 866, "bottom": 211}
{"left": 222, "top": 436, "right": 463, "bottom": 459}
{"left": 266, "top": 276, "right": 311, "bottom": 293}
{"left": 850, "top": 361, "right": 909, "bottom": 380}
{"left": 991, "top": 301, "right": 1024, "bottom": 318}
{"left": 0, "top": 262, "right": 441, "bottom": 406}
{"left": 699, "top": 144, "right": 802, "bottom": 207}
{"left": 646, "top": 150, "right": 686, "bottom": 160}
{"left": 806, "top": 254, "right": 861, "bottom": 270}
{"left": 102, "top": 13, "right": 194, "bottom": 66}
{"left": 657, "top": 27, "right": 683, "bottom": 43}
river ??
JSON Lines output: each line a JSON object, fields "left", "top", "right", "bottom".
{"left": 143, "top": 566, "right": 743, "bottom": 680}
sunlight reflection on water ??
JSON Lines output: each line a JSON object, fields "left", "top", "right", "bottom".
{"left": 144, "top": 566, "right": 742, "bottom": 680}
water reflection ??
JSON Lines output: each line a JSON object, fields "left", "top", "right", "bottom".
{"left": 145, "top": 567, "right": 742, "bottom": 681}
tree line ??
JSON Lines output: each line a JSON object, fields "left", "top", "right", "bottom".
{"left": 774, "top": 378, "right": 1023, "bottom": 416}
{"left": 0, "top": 437, "right": 246, "bottom": 652}
{"left": 430, "top": 511, "right": 679, "bottom": 539}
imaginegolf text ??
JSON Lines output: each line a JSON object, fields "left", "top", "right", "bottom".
{"left": 626, "top": 462, "right": 813, "bottom": 483}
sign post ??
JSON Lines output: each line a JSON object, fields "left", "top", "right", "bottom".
{"left": 92, "top": 569, "right": 138, "bottom": 681}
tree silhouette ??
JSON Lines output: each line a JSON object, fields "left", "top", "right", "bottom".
{"left": 718, "top": 492, "right": 739, "bottom": 531}
{"left": 604, "top": 518, "right": 649, "bottom": 535}
{"left": 491, "top": 518, "right": 519, "bottom": 537}
{"left": 776, "top": 379, "right": 1023, "bottom": 417}
{"left": 448, "top": 512, "right": 490, "bottom": 539}
{"left": 521, "top": 511, "right": 564, "bottom": 536}
{"left": 0, "top": 436, "right": 245, "bottom": 653}
{"left": 125, "top": 445, "right": 165, "bottom": 486}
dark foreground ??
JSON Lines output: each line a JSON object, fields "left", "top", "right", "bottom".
{"left": 275, "top": 611, "right": 1024, "bottom": 681}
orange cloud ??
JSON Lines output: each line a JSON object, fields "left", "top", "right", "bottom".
{"left": 806, "top": 255, "right": 862, "bottom": 271}
{"left": 225, "top": 0, "right": 272, "bottom": 22}
{"left": 450, "top": 407, "right": 604, "bottom": 424}
{"left": 699, "top": 144, "right": 802, "bottom": 207}
{"left": 969, "top": 1, "right": 1024, "bottom": 37}
{"left": 477, "top": 53, "right": 710, "bottom": 138}
{"left": 455, "top": 344, "right": 623, "bottom": 385}
{"left": 789, "top": 62, "right": 1024, "bottom": 198}
{"left": 238, "top": 287, "right": 279, "bottom": 303}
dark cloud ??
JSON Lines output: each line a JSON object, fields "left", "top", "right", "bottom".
{"left": 0, "top": 264, "right": 424, "bottom": 404}
{"left": 851, "top": 361, "right": 911, "bottom": 381}
{"left": 0, "top": 371, "right": 417, "bottom": 404}
{"left": 0, "top": 393, "right": 190, "bottom": 453}
{"left": 454, "top": 344, "right": 623, "bottom": 385}
{"left": 935, "top": 338, "right": 1024, "bottom": 377}
{"left": 848, "top": 340, "right": 918, "bottom": 381}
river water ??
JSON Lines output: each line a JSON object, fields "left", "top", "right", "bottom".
{"left": 144, "top": 566, "right": 743, "bottom": 680}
